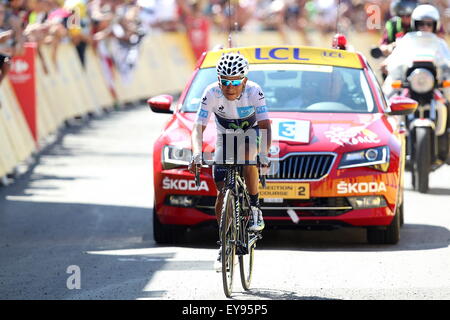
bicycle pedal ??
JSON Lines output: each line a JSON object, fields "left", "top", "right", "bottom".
{"left": 236, "top": 246, "right": 248, "bottom": 255}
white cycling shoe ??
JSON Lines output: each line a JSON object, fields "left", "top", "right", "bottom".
{"left": 248, "top": 206, "right": 265, "bottom": 232}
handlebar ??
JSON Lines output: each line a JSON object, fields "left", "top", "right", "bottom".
{"left": 193, "top": 158, "right": 270, "bottom": 188}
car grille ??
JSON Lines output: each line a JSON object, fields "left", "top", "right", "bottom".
{"left": 260, "top": 197, "right": 352, "bottom": 217}
{"left": 188, "top": 196, "right": 352, "bottom": 217}
{"left": 267, "top": 153, "right": 336, "bottom": 180}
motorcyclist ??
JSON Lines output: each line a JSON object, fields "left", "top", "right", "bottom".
{"left": 410, "top": 4, "right": 450, "bottom": 161}
{"left": 385, "top": 4, "right": 450, "bottom": 163}
{"left": 382, "top": 4, "right": 450, "bottom": 96}
{"left": 411, "top": 3, "right": 441, "bottom": 34}
{"left": 379, "top": 0, "right": 418, "bottom": 58}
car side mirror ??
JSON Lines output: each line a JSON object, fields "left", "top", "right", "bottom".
{"left": 387, "top": 96, "right": 418, "bottom": 116}
{"left": 147, "top": 95, "right": 174, "bottom": 114}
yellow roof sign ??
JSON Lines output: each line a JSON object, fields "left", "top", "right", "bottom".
{"left": 201, "top": 46, "right": 363, "bottom": 69}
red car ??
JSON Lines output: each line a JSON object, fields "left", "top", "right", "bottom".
{"left": 148, "top": 44, "right": 417, "bottom": 245}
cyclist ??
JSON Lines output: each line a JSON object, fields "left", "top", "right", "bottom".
{"left": 188, "top": 52, "right": 272, "bottom": 266}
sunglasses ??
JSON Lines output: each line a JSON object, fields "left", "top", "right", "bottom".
{"left": 220, "top": 78, "right": 244, "bottom": 86}
{"left": 417, "top": 21, "right": 434, "bottom": 27}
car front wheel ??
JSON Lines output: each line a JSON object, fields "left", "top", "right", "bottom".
{"left": 366, "top": 207, "right": 401, "bottom": 245}
{"left": 152, "top": 203, "right": 186, "bottom": 244}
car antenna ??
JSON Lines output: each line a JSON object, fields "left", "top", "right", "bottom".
{"left": 332, "top": 0, "right": 347, "bottom": 50}
{"left": 227, "top": 0, "right": 237, "bottom": 48}
{"left": 335, "top": 0, "right": 342, "bottom": 34}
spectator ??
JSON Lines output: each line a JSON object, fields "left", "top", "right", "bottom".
{"left": 24, "top": 0, "right": 52, "bottom": 45}
{"left": 310, "top": 0, "right": 338, "bottom": 34}
{"left": 0, "top": 3, "right": 13, "bottom": 83}
{"left": 0, "top": 1, "right": 25, "bottom": 83}
{"left": 64, "top": 0, "right": 91, "bottom": 67}
{"left": 254, "top": 0, "right": 289, "bottom": 43}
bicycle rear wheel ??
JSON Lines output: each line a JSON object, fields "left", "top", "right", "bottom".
{"left": 221, "top": 188, "right": 237, "bottom": 298}
{"left": 239, "top": 237, "right": 254, "bottom": 291}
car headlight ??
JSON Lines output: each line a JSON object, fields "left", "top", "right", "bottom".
{"left": 162, "top": 146, "right": 192, "bottom": 169}
{"left": 338, "top": 146, "right": 390, "bottom": 170}
{"left": 408, "top": 68, "right": 435, "bottom": 94}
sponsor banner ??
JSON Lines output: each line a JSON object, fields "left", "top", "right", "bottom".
{"left": 201, "top": 46, "right": 363, "bottom": 69}
{"left": 186, "top": 16, "right": 209, "bottom": 60}
{"left": 324, "top": 126, "right": 381, "bottom": 147}
{"left": 259, "top": 182, "right": 310, "bottom": 199}
{"left": 337, "top": 181, "right": 387, "bottom": 194}
{"left": 9, "top": 43, "right": 37, "bottom": 142}
{"left": 272, "top": 119, "right": 311, "bottom": 143}
{"left": 162, "top": 177, "right": 209, "bottom": 192}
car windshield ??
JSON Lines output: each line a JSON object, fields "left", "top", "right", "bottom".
{"left": 181, "top": 64, "right": 376, "bottom": 113}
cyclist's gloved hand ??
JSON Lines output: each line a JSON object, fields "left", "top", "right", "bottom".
{"left": 188, "top": 153, "right": 202, "bottom": 174}
{"left": 258, "top": 153, "right": 271, "bottom": 175}
{"left": 258, "top": 153, "right": 270, "bottom": 166}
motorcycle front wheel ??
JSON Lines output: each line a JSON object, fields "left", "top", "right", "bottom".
{"left": 414, "top": 127, "right": 432, "bottom": 193}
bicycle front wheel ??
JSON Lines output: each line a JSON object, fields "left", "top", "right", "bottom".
{"left": 239, "top": 239, "right": 254, "bottom": 291}
{"left": 221, "top": 188, "right": 237, "bottom": 298}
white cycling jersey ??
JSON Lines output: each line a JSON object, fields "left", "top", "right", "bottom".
{"left": 194, "top": 80, "right": 269, "bottom": 133}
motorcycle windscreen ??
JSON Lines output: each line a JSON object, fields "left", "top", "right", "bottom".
{"left": 386, "top": 32, "right": 450, "bottom": 80}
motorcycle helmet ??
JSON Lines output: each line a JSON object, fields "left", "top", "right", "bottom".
{"left": 411, "top": 4, "right": 441, "bottom": 32}
{"left": 390, "top": 0, "right": 418, "bottom": 17}
{"left": 216, "top": 52, "right": 249, "bottom": 78}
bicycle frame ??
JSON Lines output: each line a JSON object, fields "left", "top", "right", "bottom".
{"left": 199, "top": 161, "right": 265, "bottom": 255}
{"left": 224, "top": 165, "right": 255, "bottom": 256}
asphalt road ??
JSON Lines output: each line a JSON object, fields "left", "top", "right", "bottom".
{"left": 1, "top": 105, "right": 449, "bottom": 300}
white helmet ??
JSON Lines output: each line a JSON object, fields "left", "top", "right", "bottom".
{"left": 216, "top": 52, "right": 249, "bottom": 78}
{"left": 411, "top": 4, "right": 441, "bottom": 32}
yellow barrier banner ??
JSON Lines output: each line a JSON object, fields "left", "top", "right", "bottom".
{"left": 2, "top": 79, "right": 35, "bottom": 155}
{"left": 158, "top": 33, "right": 197, "bottom": 93}
{"left": 84, "top": 47, "right": 114, "bottom": 109}
{"left": 137, "top": 35, "right": 166, "bottom": 97}
{"left": 36, "top": 56, "right": 66, "bottom": 131}
{"left": 36, "top": 50, "right": 72, "bottom": 124}
{"left": 0, "top": 102, "right": 20, "bottom": 175}
{"left": 0, "top": 84, "right": 33, "bottom": 164}
{"left": 0, "top": 120, "right": 17, "bottom": 177}
{"left": 138, "top": 33, "right": 196, "bottom": 98}
{"left": 40, "top": 46, "right": 85, "bottom": 118}
{"left": 60, "top": 44, "right": 99, "bottom": 114}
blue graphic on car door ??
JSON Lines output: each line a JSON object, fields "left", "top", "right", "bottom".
{"left": 279, "top": 121, "right": 296, "bottom": 139}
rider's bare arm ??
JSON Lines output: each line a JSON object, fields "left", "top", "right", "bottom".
{"left": 189, "top": 123, "right": 206, "bottom": 172}
{"left": 380, "top": 42, "right": 396, "bottom": 57}
{"left": 192, "top": 123, "right": 206, "bottom": 156}
{"left": 257, "top": 119, "right": 272, "bottom": 155}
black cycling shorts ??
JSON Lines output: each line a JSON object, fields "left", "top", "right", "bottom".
{"left": 212, "top": 126, "right": 261, "bottom": 183}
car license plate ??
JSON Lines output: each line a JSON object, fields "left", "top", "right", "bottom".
{"left": 263, "top": 198, "right": 283, "bottom": 203}
{"left": 259, "top": 183, "right": 310, "bottom": 199}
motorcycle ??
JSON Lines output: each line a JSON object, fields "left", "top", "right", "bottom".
{"left": 382, "top": 31, "right": 450, "bottom": 193}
